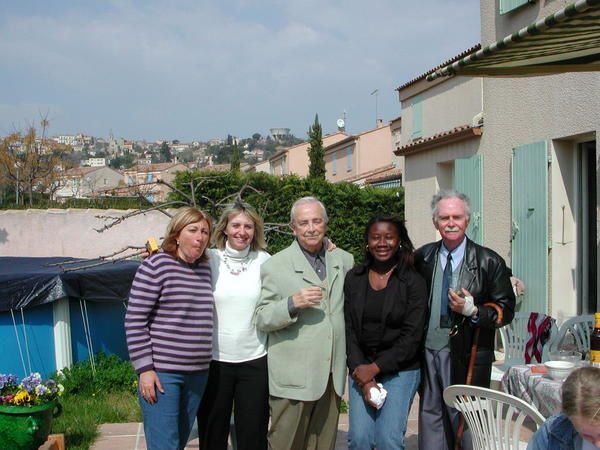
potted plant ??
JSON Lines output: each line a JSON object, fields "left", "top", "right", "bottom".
{"left": 0, "top": 373, "right": 63, "bottom": 450}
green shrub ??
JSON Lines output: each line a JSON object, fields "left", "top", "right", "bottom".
{"left": 54, "top": 352, "right": 137, "bottom": 396}
{"left": 172, "top": 171, "right": 404, "bottom": 263}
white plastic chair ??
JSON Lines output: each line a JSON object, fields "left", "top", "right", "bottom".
{"left": 548, "top": 314, "right": 594, "bottom": 355}
{"left": 491, "top": 312, "right": 558, "bottom": 382}
{"left": 443, "top": 384, "right": 545, "bottom": 450}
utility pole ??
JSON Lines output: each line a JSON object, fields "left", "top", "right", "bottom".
{"left": 370, "top": 89, "right": 379, "bottom": 126}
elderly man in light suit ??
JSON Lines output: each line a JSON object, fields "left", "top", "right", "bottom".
{"left": 255, "top": 196, "right": 354, "bottom": 450}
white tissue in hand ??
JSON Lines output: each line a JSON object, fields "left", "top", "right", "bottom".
{"left": 461, "top": 296, "right": 476, "bottom": 317}
{"left": 368, "top": 383, "right": 387, "bottom": 409}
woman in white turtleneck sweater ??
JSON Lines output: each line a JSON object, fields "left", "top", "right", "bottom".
{"left": 197, "top": 201, "right": 270, "bottom": 450}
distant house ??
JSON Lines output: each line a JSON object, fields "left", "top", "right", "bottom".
{"left": 122, "top": 162, "right": 188, "bottom": 203}
{"left": 53, "top": 166, "right": 123, "bottom": 201}
{"left": 82, "top": 158, "right": 107, "bottom": 167}
{"left": 324, "top": 120, "right": 401, "bottom": 187}
{"left": 265, "top": 132, "right": 348, "bottom": 177}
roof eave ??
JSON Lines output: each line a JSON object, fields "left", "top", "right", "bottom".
{"left": 394, "top": 126, "right": 483, "bottom": 156}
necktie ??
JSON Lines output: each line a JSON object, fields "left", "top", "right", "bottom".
{"left": 440, "top": 252, "right": 453, "bottom": 328}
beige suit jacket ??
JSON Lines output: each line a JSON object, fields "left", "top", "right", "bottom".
{"left": 254, "top": 240, "right": 354, "bottom": 401}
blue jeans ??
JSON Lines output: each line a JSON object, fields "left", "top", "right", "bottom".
{"left": 348, "top": 368, "right": 420, "bottom": 450}
{"left": 138, "top": 370, "right": 208, "bottom": 450}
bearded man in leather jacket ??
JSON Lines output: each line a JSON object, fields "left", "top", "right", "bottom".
{"left": 415, "top": 189, "right": 515, "bottom": 450}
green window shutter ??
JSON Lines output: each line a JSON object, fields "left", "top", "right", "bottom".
{"left": 332, "top": 151, "right": 337, "bottom": 175}
{"left": 455, "top": 154, "right": 483, "bottom": 245}
{"left": 411, "top": 96, "right": 423, "bottom": 139}
{"left": 346, "top": 147, "right": 352, "bottom": 171}
{"left": 512, "top": 141, "right": 549, "bottom": 314}
{"left": 499, "top": 0, "right": 530, "bottom": 15}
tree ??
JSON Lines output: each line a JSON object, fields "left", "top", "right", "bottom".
{"left": 307, "top": 114, "right": 325, "bottom": 179}
{"left": 159, "top": 142, "right": 172, "bottom": 163}
{"left": 230, "top": 144, "right": 241, "bottom": 172}
{"left": 252, "top": 133, "right": 261, "bottom": 141}
{"left": 0, "top": 118, "right": 65, "bottom": 206}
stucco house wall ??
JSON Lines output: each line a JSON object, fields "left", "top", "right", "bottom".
{"left": 403, "top": 138, "right": 483, "bottom": 248}
{"left": 270, "top": 132, "right": 348, "bottom": 177}
{"left": 400, "top": 76, "right": 482, "bottom": 145}
{"left": 479, "top": 0, "right": 600, "bottom": 317}
{"left": 0, "top": 209, "right": 173, "bottom": 258}
{"left": 324, "top": 125, "right": 393, "bottom": 184}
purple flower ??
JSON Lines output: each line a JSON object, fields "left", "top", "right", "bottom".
{"left": 20, "top": 373, "right": 42, "bottom": 394}
{"left": 0, "top": 374, "right": 18, "bottom": 392}
{"left": 35, "top": 385, "right": 48, "bottom": 397}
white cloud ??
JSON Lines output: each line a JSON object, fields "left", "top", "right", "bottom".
{"left": 0, "top": 0, "right": 480, "bottom": 140}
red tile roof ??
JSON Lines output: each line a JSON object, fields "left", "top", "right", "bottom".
{"left": 365, "top": 167, "right": 402, "bottom": 184}
{"left": 395, "top": 125, "right": 482, "bottom": 156}
{"left": 396, "top": 44, "right": 481, "bottom": 91}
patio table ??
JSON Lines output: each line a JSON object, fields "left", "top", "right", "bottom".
{"left": 500, "top": 364, "right": 562, "bottom": 418}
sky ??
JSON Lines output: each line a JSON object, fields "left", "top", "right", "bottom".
{"left": 0, "top": 0, "right": 481, "bottom": 142}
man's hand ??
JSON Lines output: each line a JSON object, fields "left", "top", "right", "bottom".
{"left": 292, "top": 286, "right": 323, "bottom": 309}
{"left": 352, "top": 363, "right": 380, "bottom": 386}
{"left": 449, "top": 288, "right": 477, "bottom": 317}
{"left": 139, "top": 370, "right": 164, "bottom": 405}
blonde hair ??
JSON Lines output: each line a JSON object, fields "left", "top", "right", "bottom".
{"left": 211, "top": 201, "right": 266, "bottom": 251}
{"left": 162, "top": 207, "right": 212, "bottom": 262}
{"left": 562, "top": 367, "right": 600, "bottom": 421}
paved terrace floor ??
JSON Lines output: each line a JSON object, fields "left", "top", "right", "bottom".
{"left": 90, "top": 397, "right": 420, "bottom": 450}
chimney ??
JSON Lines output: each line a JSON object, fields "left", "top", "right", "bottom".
{"left": 377, "top": 118, "right": 384, "bottom": 128}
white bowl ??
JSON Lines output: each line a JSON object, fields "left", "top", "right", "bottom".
{"left": 544, "top": 360, "right": 575, "bottom": 381}
{"left": 548, "top": 350, "right": 582, "bottom": 365}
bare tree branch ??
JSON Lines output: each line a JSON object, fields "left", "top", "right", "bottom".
{"left": 93, "top": 201, "right": 188, "bottom": 232}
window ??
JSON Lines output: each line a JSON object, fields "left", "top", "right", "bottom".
{"left": 332, "top": 151, "right": 337, "bottom": 175}
{"left": 146, "top": 173, "right": 154, "bottom": 183}
{"left": 411, "top": 96, "right": 423, "bottom": 139}
{"left": 346, "top": 147, "right": 353, "bottom": 172}
{"left": 127, "top": 176, "right": 134, "bottom": 185}
{"left": 499, "top": 0, "right": 531, "bottom": 15}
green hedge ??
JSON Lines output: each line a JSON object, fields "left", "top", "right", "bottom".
{"left": 171, "top": 171, "right": 404, "bottom": 262}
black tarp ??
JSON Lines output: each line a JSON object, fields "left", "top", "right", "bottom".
{"left": 0, "top": 257, "right": 140, "bottom": 312}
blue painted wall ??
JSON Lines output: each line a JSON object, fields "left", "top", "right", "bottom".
{"left": 0, "top": 303, "right": 56, "bottom": 378}
{"left": 69, "top": 300, "right": 129, "bottom": 363}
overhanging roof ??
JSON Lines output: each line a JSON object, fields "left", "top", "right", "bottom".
{"left": 427, "top": 0, "right": 600, "bottom": 80}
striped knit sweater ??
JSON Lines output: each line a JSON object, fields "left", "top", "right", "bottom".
{"left": 125, "top": 252, "right": 214, "bottom": 374}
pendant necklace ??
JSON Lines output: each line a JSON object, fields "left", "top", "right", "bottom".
{"left": 223, "top": 253, "right": 249, "bottom": 276}
{"left": 370, "top": 264, "right": 397, "bottom": 280}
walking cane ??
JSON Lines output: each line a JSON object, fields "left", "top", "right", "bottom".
{"left": 454, "top": 303, "right": 504, "bottom": 450}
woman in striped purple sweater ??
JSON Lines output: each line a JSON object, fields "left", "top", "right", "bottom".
{"left": 125, "top": 207, "right": 214, "bottom": 450}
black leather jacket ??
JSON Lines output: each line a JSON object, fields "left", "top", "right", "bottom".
{"left": 414, "top": 238, "right": 515, "bottom": 386}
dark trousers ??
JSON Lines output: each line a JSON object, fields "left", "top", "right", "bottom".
{"left": 197, "top": 355, "right": 269, "bottom": 450}
{"left": 418, "top": 349, "right": 472, "bottom": 450}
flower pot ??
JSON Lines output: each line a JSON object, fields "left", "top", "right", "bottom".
{"left": 0, "top": 400, "right": 58, "bottom": 450}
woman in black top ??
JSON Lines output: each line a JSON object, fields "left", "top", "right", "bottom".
{"left": 344, "top": 216, "right": 427, "bottom": 450}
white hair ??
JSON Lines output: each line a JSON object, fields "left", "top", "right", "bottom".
{"left": 430, "top": 189, "right": 472, "bottom": 222}
{"left": 290, "top": 196, "right": 328, "bottom": 224}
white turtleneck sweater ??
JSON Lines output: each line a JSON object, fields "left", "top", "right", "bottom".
{"left": 207, "top": 242, "right": 270, "bottom": 362}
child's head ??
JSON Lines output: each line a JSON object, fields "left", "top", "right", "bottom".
{"left": 562, "top": 367, "right": 600, "bottom": 447}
